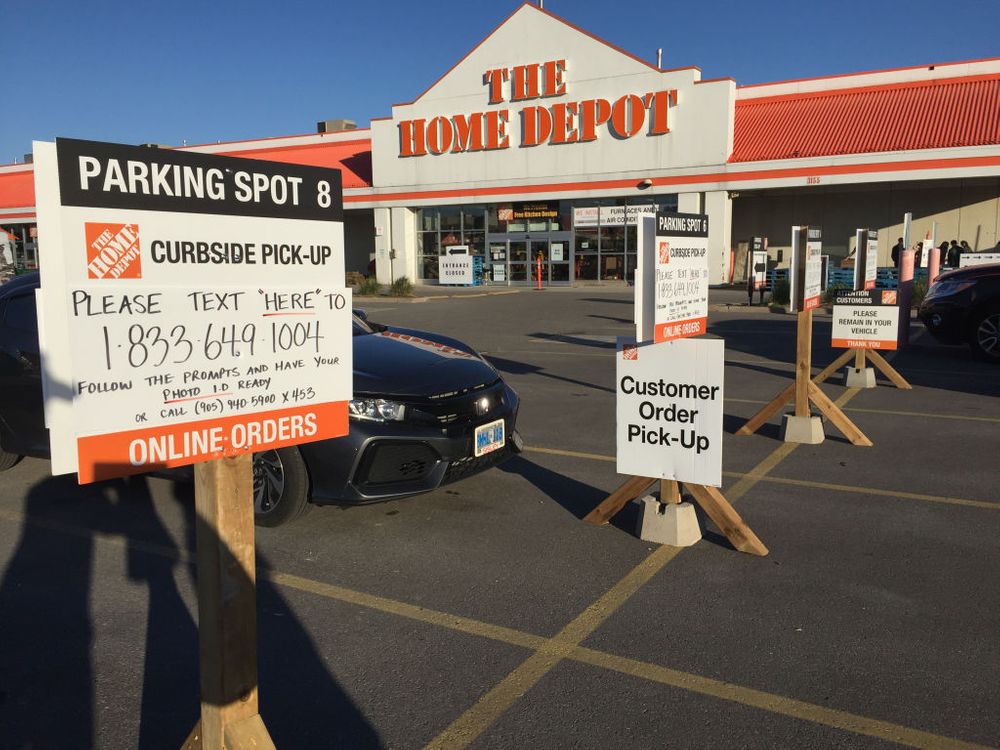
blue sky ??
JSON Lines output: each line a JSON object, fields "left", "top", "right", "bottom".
{"left": 3, "top": 0, "right": 998, "bottom": 163}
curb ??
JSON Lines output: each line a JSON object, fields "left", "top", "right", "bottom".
{"left": 354, "top": 289, "right": 523, "bottom": 303}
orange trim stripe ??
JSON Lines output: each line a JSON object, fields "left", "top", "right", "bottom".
{"left": 344, "top": 154, "right": 1000, "bottom": 204}
{"left": 76, "top": 401, "right": 348, "bottom": 484}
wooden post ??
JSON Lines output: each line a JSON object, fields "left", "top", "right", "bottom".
{"left": 187, "top": 454, "right": 275, "bottom": 750}
{"left": 794, "top": 310, "right": 812, "bottom": 417}
{"left": 854, "top": 349, "right": 866, "bottom": 369}
{"left": 660, "top": 479, "right": 681, "bottom": 504}
{"left": 865, "top": 348, "right": 912, "bottom": 390}
{"left": 811, "top": 349, "right": 854, "bottom": 385}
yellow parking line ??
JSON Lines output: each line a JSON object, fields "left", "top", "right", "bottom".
{"left": 725, "top": 397, "right": 1000, "bottom": 425}
{"left": 570, "top": 646, "right": 993, "bottom": 750}
{"left": 523, "top": 447, "right": 998, "bottom": 511}
{"left": 426, "top": 436, "right": 801, "bottom": 749}
{"left": 0, "top": 500, "right": 987, "bottom": 749}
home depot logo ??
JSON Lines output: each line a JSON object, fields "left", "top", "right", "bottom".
{"left": 85, "top": 223, "right": 141, "bottom": 279}
{"left": 881, "top": 290, "right": 897, "bottom": 305}
{"left": 658, "top": 241, "right": 670, "bottom": 264}
{"left": 622, "top": 344, "right": 638, "bottom": 360}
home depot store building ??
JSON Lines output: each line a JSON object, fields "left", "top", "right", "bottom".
{"left": 2, "top": 3, "right": 999, "bottom": 285}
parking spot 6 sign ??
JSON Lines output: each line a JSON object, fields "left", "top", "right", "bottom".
{"left": 34, "top": 138, "right": 353, "bottom": 482}
{"left": 652, "top": 211, "right": 709, "bottom": 343}
{"left": 616, "top": 337, "right": 724, "bottom": 486}
{"left": 790, "top": 226, "right": 823, "bottom": 312}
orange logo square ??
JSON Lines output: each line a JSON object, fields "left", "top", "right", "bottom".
{"left": 658, "top": 241, "right": 670, "bottom": 264}
{"left": 881, "top": 290, "right": 897, "bottom": 305}
{"left": 85, "top": 223, "right": 141, "bottom": 279}
{"left": 622, "top": 345, "right": 638, "bottom": 360}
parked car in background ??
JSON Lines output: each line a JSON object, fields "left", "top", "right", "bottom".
{"left": 918, "top": 263, "right": 1000, "bottom": 362}
{"left": 0, "top": 274, "right": 521, "bottom": 525}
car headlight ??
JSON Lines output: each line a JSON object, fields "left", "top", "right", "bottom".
{"left": 349, "top": 398, "right": 406, "bottom": 422}
{"left": 925, "top": 280, "right": 973, "bottom": 300}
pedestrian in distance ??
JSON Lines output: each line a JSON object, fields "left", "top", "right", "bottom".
{"left": 960, "top": 240, "right": 973, "bottom": 257}
{"left": 891, "top": 237, "right": 905, "bottom": 267}
{"left": 947, "top": 240, "right": 961, "bottom": 268}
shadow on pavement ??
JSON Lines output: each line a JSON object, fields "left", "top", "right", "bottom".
{"left": 0, "top": 472, "right": 379, "bottom": 749}
{"left": 486, "top": 354, "right": 614, "bottom": 394}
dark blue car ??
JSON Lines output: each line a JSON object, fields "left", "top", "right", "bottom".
{"left": 0, "top": 274, "right": 521, "bottom": 526}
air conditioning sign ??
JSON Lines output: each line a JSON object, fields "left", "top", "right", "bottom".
{"left": 398, "top": 59, "right": 677, "bottom": 157}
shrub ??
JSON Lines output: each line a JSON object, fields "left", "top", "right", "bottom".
{"left": 912, "top": 280, "right": 928, "bottom": 308}
{"left": 771, "top": 278, "right": 790, "bottom": 306}
{"left": 357, "top": 276, "right": 382, "bottom": 296}
{"left": 389, "top": 276, "right": 414, "bottom": 297}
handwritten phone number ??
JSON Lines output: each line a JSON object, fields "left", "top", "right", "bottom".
{"left": 100, "top": 321, "right": 325, "bottom": 371}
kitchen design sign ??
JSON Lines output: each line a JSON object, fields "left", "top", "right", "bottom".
{"left": 34, "top": 138, "right": 353, "bottom": 482}
{"left": 616, "top": 337, "right": 724, "bottom": 486}
{"left": 652, "top": 211, "right": 710, "bottom": 343}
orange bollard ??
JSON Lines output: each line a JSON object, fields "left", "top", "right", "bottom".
{"left": 928, "top": 246, "right": 941, "bottom": 284}
{"left": 536, "top": 255, "right": 542, "bottom": 290}
{"left": 898, "top": 248, "right": 915, "bottom": 348}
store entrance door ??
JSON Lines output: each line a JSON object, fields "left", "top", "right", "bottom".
{"left": 487, "top": 232, "right": 573, "bottom": 286}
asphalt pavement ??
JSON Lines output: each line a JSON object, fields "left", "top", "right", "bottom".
{"left": 0, "top": 287, "right": 997, "bottom": 749}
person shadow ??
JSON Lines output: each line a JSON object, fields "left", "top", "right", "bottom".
{"left": 0, "top": 470, "right": 379, "bottom": 748}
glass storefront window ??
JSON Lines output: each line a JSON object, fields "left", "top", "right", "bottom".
{"left": 462, "top": 206, "right": 485, "bottom": 231}
{"left": 464, "top": 232, "right": 485, "bottom": 256}
{"left": 601, "top": 254, "right": 625, "bottom": 281}
{"left": 417, "top": 232, "right": 438, "bottom": 256}
{"left": 575, "top": 228, "right": 598, "bottom": 253}
{"left": 439, "top": 206, "right": 461, "bottom": 232}
{"left": 602, "top": 225, "right": 626, "bottom": 253}
{"left": 421, "top": 255, "right": 440, "bottom": 280}
{"left": 419, "top": 209, "right": 438, "bottom": 232}
{"left": 575, "top": 253, "right": 598, "bottom": 281}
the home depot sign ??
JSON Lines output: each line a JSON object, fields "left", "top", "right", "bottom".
{"left": 399, "top": 59, "right": 677, "bottom": 156}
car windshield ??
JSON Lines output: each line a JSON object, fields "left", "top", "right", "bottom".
{"left": 352, "top": 313, "right": 375, "bottom": 335}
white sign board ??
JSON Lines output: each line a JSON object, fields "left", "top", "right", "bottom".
{"left": 34, "top": 138, "right": 352, "bottom": 482}
{"left": 831, "top": 290, "right": 900, "bottom": 350}
{"left": 959, "top": 252, "right": 1000, "bottom": 268}
{"left": 790, "top": 226, "right": 822, "bottom": 312}
{"left": 853, "top": 228, "right": 878, "bottom": 291}
{"left": 492, "top": 263, "right": 506, "bottom": 282}
{"left": 748, "top": 237, "right": 767, "bottom": 290}
{"left": 652, "top": 211, "right": 709, "bottom": 342}
{"left": 438, "top": 254, "right": 474, "bottom": 284}
{"left": 616, "top": 337, "right": 724, "bottom": 486}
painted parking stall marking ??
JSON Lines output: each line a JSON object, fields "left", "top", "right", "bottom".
{"left": 33, "top": 137, "right": 352, "bottom": 480}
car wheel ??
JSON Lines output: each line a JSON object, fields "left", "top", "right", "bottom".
{"left": 252, "top": 446, "right": 311, "bottom": 527}
{"left": 969, "top": 306, "right": 1000, "bottom": 362}
{"left": 0, "top": 449, "right": 22, "bottom": 471}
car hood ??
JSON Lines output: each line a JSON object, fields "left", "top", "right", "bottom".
{"left": 933, "top": 263, "right": 1000, "bottom": 283}
{"left": 352, "top": 326, "right": 499, "bottom": 398}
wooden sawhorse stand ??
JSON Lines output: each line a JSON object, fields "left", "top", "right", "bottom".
{"left": 584, "top": 478, "right": 768, "bottom": 556}
{"left": 812, "top": 347, "right": 912, "bottom": 389}
{"left": 736, "top": 310, "right": 873, "bottom": 446}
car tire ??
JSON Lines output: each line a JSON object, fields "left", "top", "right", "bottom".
{"left": 968, "top": 305, "right": 1000, "bottom": 363}
{"left": 252, "top": 446, "right": 311, "bottom": 527}
{"left": 0, "top": 449, "right": 22, "bottom": 471}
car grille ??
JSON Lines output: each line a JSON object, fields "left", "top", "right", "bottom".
{"left": 442, "top": 443, "right": 515, "bottom": 485}
{"left": 355, "top": 442, "right": 440, "bottom": 487}
{"left": 408, "top": 380, "right": 506, "bottom": 428}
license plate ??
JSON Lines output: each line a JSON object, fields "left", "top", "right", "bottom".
{"left": 474, "top": 418, "right": 505, "bottom": 457}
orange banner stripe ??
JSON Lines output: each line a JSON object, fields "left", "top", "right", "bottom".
{"left": 831, "top": 339, "right": 898, "bottom": 350}
{"left": 654, "top": 316, "right": 708, "bottom": 343}
{"left": 76, "top": 401, "right": 348, "bottom": 484}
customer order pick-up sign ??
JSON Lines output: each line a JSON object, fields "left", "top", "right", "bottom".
{"left": 616, "top": 337, "right": 724, "bottom": 486}
{"left": 831, "top": 289, "right": 900, "bottom": 350}
{"left": 33, "top": 138, "right": 352, "bottom": 482}
{"left": 652, "top": 211, "right": 710, "bottom": 343}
